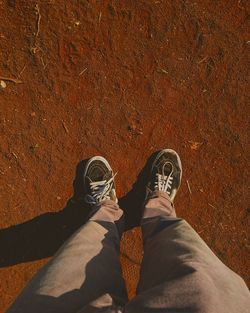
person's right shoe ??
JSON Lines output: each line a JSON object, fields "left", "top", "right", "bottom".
{"left": 147, "top": 149, "right": 182, "bottom": 201}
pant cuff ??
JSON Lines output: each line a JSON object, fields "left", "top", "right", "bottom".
{"left": 90, "top": 200, "right": 124, "bottom": 223}
{"left": 143, "top": 190, "right": 176, "bottom": 219}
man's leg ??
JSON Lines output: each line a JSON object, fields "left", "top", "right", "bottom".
{"left": 7, "top": 157, "right": 127, "bottom": 313}
{"left": 7, "top": 201, "right": 127, "bottom": 313}
{"left": 127, "top": 192, "right": 250, "bottom": 313}
{"left": 126, "top": 149, "right": 250, "bottom": 313}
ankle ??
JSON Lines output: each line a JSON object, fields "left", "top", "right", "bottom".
{"left": 143, "top": 191, "right": 176, "bottom": 219}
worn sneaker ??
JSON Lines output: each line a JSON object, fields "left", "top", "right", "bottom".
{"left": 83, "top": 156, "right": 118, "bottom": 205}
{"left": 147, "top": 149, "right": 182, "bottom": 201}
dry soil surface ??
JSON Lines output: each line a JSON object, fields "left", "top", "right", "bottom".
{"left": 0, "top": 0, "right": 249, "bottom": 311}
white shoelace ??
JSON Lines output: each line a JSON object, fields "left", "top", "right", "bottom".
{"left": 85, "top": 173, "right": 117, "bottom": 205}
{"left": 154, "top": 162, "right": 173, "bottom": 196}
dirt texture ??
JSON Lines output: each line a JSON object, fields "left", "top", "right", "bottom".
{"left": 0, "top": 0, "right": 249, "bottom": 310}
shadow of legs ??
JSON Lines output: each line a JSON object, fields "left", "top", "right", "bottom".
{"left": 1, "top": 152, "right": 160, "bottom": 267}
{"left": 0, "top": 160, "right": 91, "bottom": 267}
{"left": 119, "top": 151, "right": 160, "bottom": 230}
{"left": 7, "top": 221, "right": 127, "bottom": 313}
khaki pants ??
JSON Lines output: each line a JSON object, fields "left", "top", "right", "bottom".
{"left": 7, "top": 192, "right": 250, "bottom": 313}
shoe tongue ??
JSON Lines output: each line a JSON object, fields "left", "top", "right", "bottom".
{"left": 103, "top": 171, "right": 112, "bottom": 181}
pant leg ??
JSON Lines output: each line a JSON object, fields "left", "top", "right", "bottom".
{"left": 7, "top": 200, "right": 127, "bottom": 313}
{"left": 126, "top": 191, "right": 250, "bottom": 313}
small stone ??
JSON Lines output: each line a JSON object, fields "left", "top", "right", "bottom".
{"left": 56, "top": 196, "right": 61, "bottom": 200}
{"left": 0, "top": 80, "right": 7, "bottom": 89}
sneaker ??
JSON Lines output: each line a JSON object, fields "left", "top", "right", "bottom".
{"left": 83, "top": 156, "right": 118, "bottom": 205}
{"left": 147, "top": 149, "right": 182, "bottom": 201}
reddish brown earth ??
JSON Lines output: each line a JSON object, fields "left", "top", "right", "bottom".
{"left": 0, "top": 0, "right": 249, "bottom": 310}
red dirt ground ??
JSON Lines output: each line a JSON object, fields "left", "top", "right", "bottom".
{"left": 0, "top": 0, "right": 249, "bottom": 310}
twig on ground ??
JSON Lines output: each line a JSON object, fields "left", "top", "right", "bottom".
{"left": 0, "top": 76, "right": 23, "bottom": 84}
{"left": 160, "top": 68, "right": 168, "bottom": 74}
{"left": 11, "top": 152, "right": 18, "bottom": 159}
{"left": 208, "top": 203, "right": 217, "bottom": 210}
{"left": 197, "top": 56, "right": 208, "bottom": 64}
{"left": 41, "top": 56, "right": 45, "bottom": 67}
{"left": 40, "top": 56, "right": 48, "bottom": 69}
{"left": 35, "top": 4, "right": 41, "bottom": 37}
{"left": 186, "top": 180, "right": 192, "bottom": 194}
{"left": 30, "top": 4, "right": 42, "bottom": 55}
{"left": 98, "top": 12, "right": 102, "bottom": 24}
{"left": 79, "top": 68, "right": 87, "bottom": 76}
{"left": 18, "top": 64, "right": 27, "bottom": 78}
{"left": 62, "top": 121, "right": 69, "bottom": 134}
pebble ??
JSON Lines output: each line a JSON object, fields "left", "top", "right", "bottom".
{"left": 0, "top": 80, "right": 7, "bottom": 89}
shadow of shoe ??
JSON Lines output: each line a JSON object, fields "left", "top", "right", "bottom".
{"left": 119, "top": 150, "right": 160, "bottom": 230}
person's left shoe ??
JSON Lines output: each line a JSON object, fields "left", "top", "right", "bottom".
{"left": 146, "top": 149, "right": 182, "bottom": 201}
{"left": 83, "top": 156, "right": 118, "bottom": 206}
